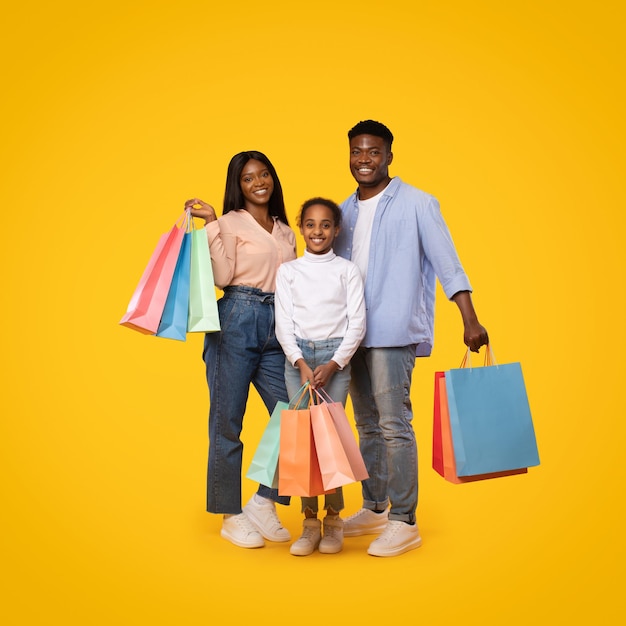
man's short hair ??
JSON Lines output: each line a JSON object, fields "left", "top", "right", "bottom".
{"left": 348, "top": 120, "right": 394, "bottom": 149}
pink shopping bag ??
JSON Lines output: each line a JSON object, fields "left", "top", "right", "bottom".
{"left": 120, "top": 212, "right": 188, "bottom": 335}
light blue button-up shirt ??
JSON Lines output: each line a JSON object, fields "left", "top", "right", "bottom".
{"left": 334, "top": 177, "right": 472, "bottom": 357}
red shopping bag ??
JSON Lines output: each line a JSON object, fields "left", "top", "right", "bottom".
{"left": 432, "top": 371, "right": 446, "bottom": 477}
{"left": 120, "top": 212, "right": 188, "bottom": 335}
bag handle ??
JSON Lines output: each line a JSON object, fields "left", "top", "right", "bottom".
{"left": 289, "top": 382, "right": 313, "bottom": 409}
{"left": 313, "top": 387, "right": 335, "bottom": 404}
{"left": 460, "top": 344, "right": 497, "bottom": 369}
{"left": 173, "top": 209, "right": 191, "bottom": 232}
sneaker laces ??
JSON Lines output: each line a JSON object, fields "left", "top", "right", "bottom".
{"left": 263, "top": 503, "right": 286, "bottom": 532}
{"left": 234, "top": 514, "right": 258, "bottom": 535}
{"left": 376, "top": 520, "right": 403, "bottom": 542}
{"left": 345, "top": 508, "right": 369, "bottom": 523}
{"left": 300, "top": 525, "right": 320, "bottom": 541}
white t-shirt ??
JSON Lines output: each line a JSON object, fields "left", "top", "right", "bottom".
{"left": 351, "top": 188, "right": 385, "bottom": 281}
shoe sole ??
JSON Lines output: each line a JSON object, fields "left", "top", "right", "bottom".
{"left": 343, "top": 523, "right": 387, "bottom": 538}
{"left": 318, "top": 543, "right": 343, "bottom": 554}
{"left": 220, "top": 529, "right": 264, "bottom": 549}
{"left": 367, "top": 536, "right": 423, "bottom": 557}
{"left": 290, "top": 546, "right": 318, "bottom": 556}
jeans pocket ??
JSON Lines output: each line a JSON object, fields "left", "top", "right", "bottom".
{"left": 217, "top": 296, "right": 238, "bottom": 333}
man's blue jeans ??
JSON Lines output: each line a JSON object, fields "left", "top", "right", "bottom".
{"left": 203, "top": 286, "right": 290, "bottom": 514}
{"left": 349, "top": 345, "right": 418, "bottom": 523}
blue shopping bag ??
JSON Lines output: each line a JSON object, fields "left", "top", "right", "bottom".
{"left": 156, "top": 225, "right": 192, "bottom": 341}
{"left": 445, "top": 347, "right": 540, "bottom": 477}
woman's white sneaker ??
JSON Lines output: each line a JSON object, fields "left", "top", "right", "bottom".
{"left": 243, "top": 495, "right": 291, "bottom": 542}
{"left": 221, "top": 513, "right": 265, "bottom": 548}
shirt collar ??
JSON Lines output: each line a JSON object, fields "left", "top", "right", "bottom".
{"left": 303, "top": 249, "right": 336, "bottom": 262}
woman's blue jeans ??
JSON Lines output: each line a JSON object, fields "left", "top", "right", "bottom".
{"left": 203, "top": 286, "right": 290, "bottom": 514}
{"left": 284, "top": 337, "right": 351, "bottom": 514}
{"left": 349, "top": 345, "right": 418, "bottom": 523}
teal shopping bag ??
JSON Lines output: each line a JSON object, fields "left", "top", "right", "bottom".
{"left": 246, "top": 384, "right": 311, "bottom": 489}
{"left": 445, "top": 346, "right": 540, "bottom": 477}
{"left": 187, "top": 223, "right": 220, "bottom": 333}
{"left": 246, "top": 400, "right": 287, "bottom": 489}
{"left": 156, "top": 226, "right": 192, "bottom": 341}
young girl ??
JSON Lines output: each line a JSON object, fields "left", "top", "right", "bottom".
{"left": 275, "top": 197, "right": 366, "bottom": 556}
{"left": 185, "top": 151, "right": 296, "bottom": 549}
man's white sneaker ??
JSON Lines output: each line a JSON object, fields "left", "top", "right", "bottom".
{"left": 367, "top": 520, "right": 422, "bottom": 557}
{"left": 221, "top": 513, "right": 265, "bottom": 548}
{"left": 319, "top": 515, "right": 344, "bottom": 554}
{"left": 343, "top": 508, "right": 389, "bottom": 537}
{"left": 290, "top": 518, "right": 322, "bottom": 556}
{"left": 243, "top": 495, "right": 291, "bottom": 542}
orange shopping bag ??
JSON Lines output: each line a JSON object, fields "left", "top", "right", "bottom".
{"left": 278, "top": 385, "right": 334, "bottom": 497}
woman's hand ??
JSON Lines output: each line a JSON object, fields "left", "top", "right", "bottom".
{"left": 185, "top": 198, "right": 217, "bottom": 224}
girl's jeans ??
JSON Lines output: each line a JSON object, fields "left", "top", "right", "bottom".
{"left": 284, "top": 337, "right": 351, "bottom": 515}
{"left": 203, "top": 286, "right": 290, "bottom": 514}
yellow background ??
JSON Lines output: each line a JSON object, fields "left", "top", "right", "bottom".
{"left": 2, "top": 1, "right": 624, "bottom": 623}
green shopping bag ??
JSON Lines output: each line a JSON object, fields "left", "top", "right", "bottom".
{"left": 187, "top": 221, "right": 220, "bottom": 333}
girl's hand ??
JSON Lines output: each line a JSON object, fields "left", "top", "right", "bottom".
{"left": 184, "top": 198, "right": 217, "bottom": 224}
{"left": 312, "top": 361, "right": 339, "bottom": 389}
{"left": 295, "top": 360, "right": 315, "bottom": 389}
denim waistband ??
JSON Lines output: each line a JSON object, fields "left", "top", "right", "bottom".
{"left": 296, "top": 336, "right": 343, "bottom": 350}
{"left": 223, "top": 285, "right": 275, "bottom": 303}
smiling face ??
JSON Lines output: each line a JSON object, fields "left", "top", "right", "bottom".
{"left": 349, "top": 133, "right": 393, "bottom": 199}
{"left": 300, "top": 203, "right": 340, "bottom": 255}
{"left": 240, "top": 158, "right": 274, "bottom": 209}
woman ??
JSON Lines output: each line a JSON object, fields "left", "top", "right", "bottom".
{"left": 185, "top": 151, "right": 296, "bottom": 549}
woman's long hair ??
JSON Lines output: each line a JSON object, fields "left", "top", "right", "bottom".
{"left": 222, "top": 150, "right": 289, "bottom": 225}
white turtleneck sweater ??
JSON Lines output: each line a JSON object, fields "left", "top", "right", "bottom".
{"left": 275, "top": 249, "right": 366, "bottom": 369}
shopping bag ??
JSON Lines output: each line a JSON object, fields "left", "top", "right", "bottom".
{"left": 156, "top": 224, "right": 192, "bottom": 341}
{"left": 246, "top": 384, "right": 310, "bottom": 489}
{"left": 278, "top": 385, "right": 332, "bottom": 497}
{"left": 432, "top": 371, "right": 446, "bottom": 477}
{"left": 310, "top": 402, "right": 356, "bottom": 490}
{"left": 187, "top": 222, "right": 220, "bottom": 333}
{"left": 120, "top": 212, "right": 188, "bottom": 334}
{"left": 435, "top": 373, "right": 527, "bottom": 483}
{"left": 246, "top": 400, "right": 286, "bottom": 489}
{"left": 445, "top": 346, "right": 540, "bottom": 477}
{"left": 313, "top": 388, "right": 368, "bottom": 483}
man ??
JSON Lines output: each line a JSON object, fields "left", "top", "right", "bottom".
{"left": 333, "top": 120, "right": 489, "bottom": 557}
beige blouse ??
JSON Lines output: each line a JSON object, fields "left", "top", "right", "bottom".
{"left": 205, "top": 209, "right": 297, "bottom": 293}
